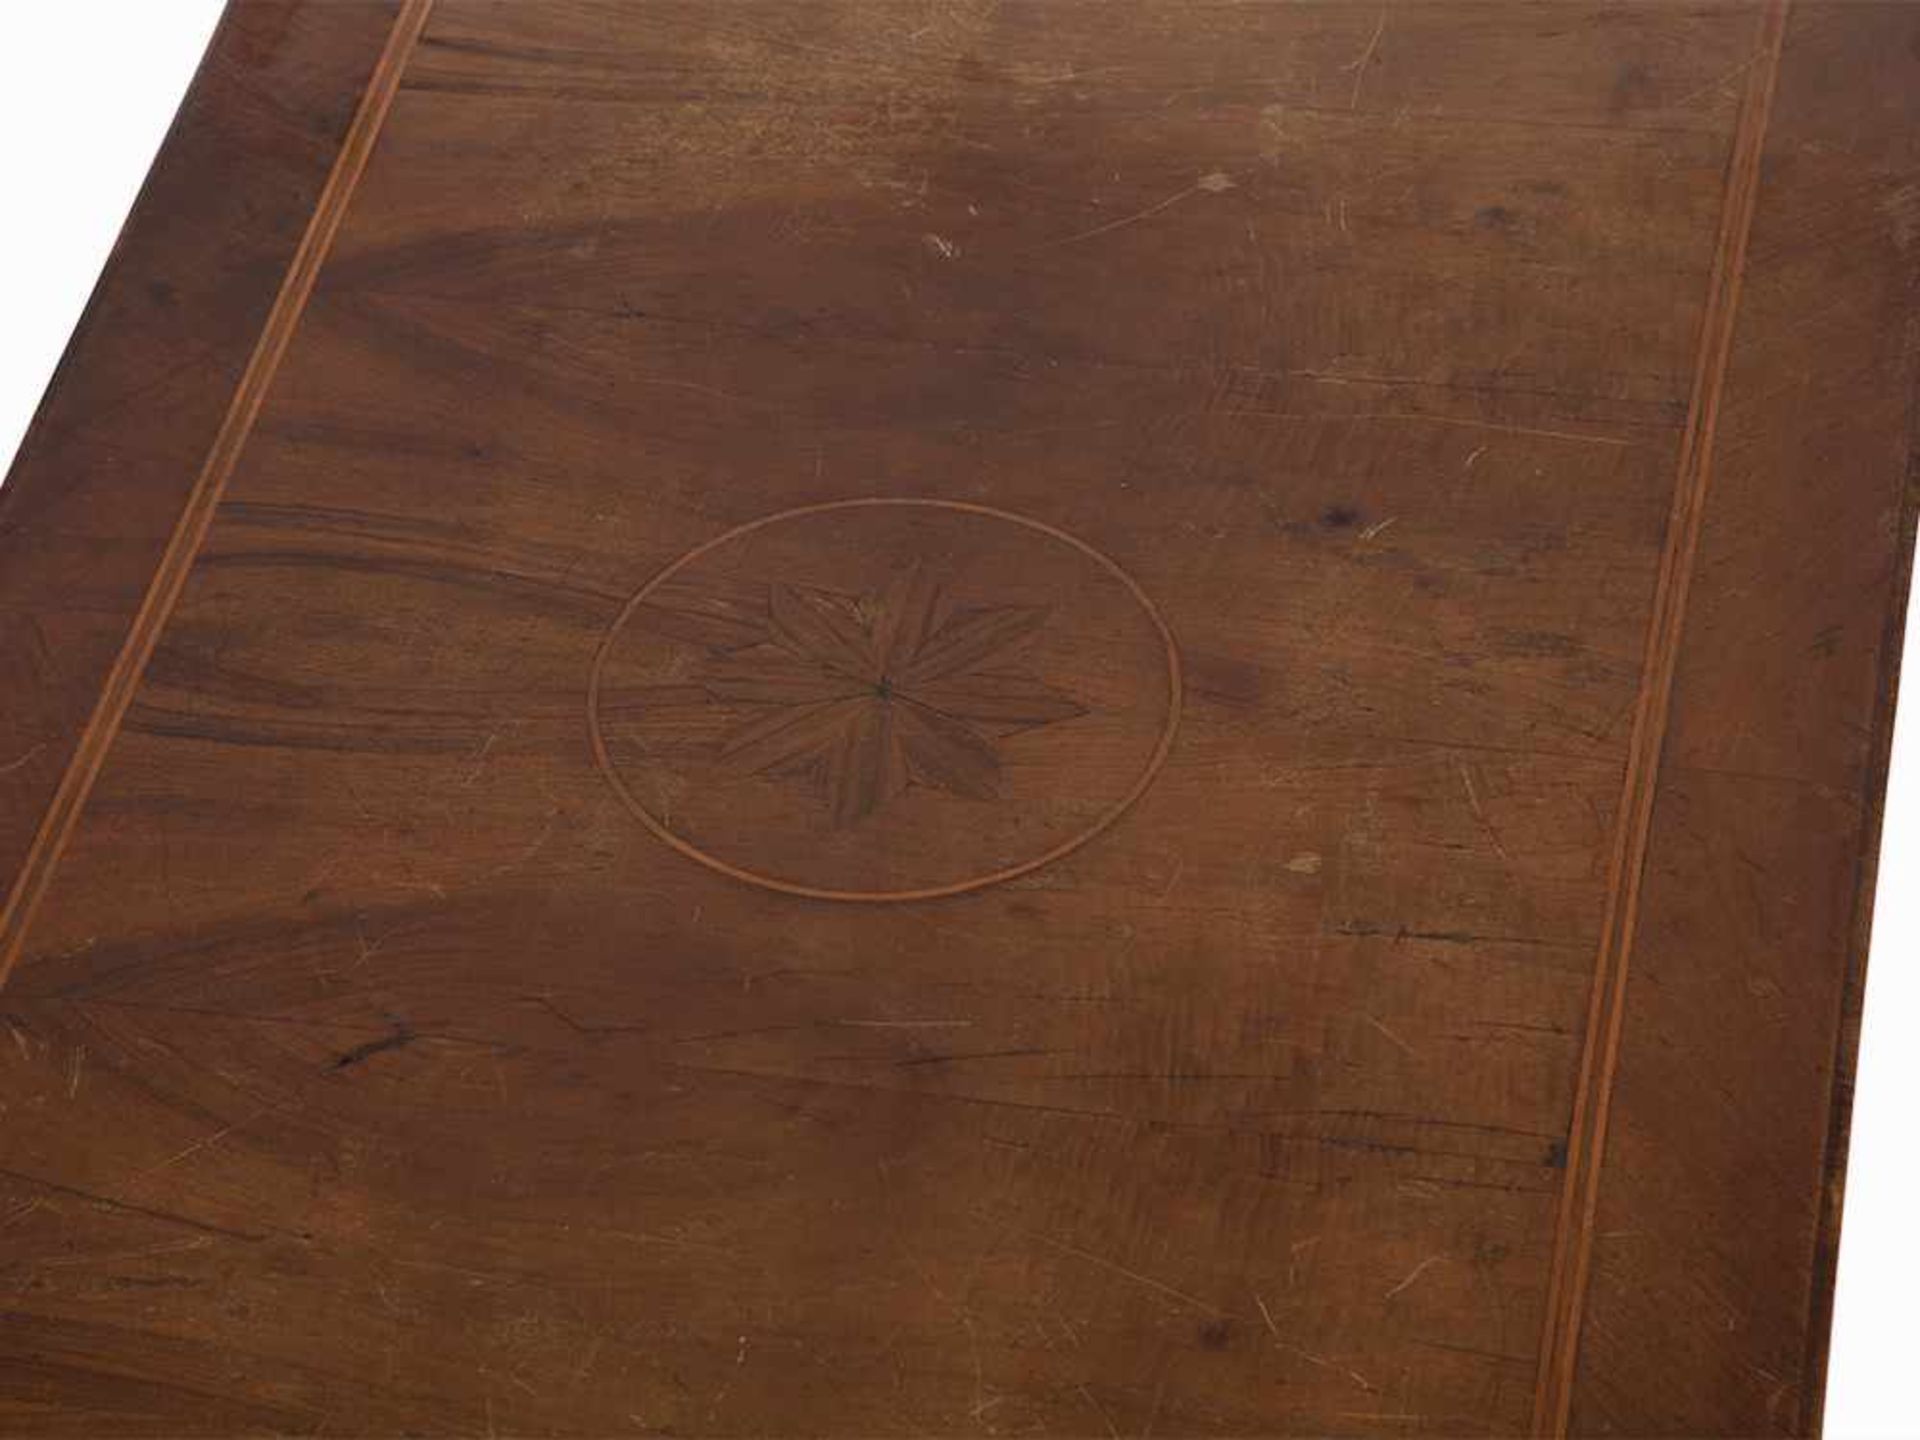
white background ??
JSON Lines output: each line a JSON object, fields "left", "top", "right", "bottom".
{"left": 0, "top": 5, "right": 1912, "bottom": 1433}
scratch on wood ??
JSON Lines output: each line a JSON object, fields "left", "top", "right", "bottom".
{"left": 1366, "top": 1014, "right": 1420, "bottom": 1057}
{"left": 1255, "top": 1289, "right": 1377, "bottom": 1391}
{"left": 460, "top": 731, "right": 499, "bottom": 786}
{"left": 609, "top": 1228, "right": 736, "bottom": 1258}
{"left": 1255, "top": 1292, "right": 1285, "bottom": 1338}
{"left": 0, "top": 743, "right": 48, "bottom": 777}
{"left": 1346, "top": 9, "right": 1388, "bottom": 110}
{"left": 121, "top": 1104, "right": 275, "bottom": 1191}
{"left": 484, "top": 807, "right": 561, "bottom": 878}
{"left": 1456, "top": 759, "right": 1511, "bottom": 862}
{"left": 1076, "top": 1384, "right": 1122, "bottom": 1440}
{"left": 1358, "top": 516, "right": 1397, "bottom": 542}
{"left": 1668, "top": 52, "right": 1764, "bottom": 112}
{"left": 1031, "top": 1231, "right": 1226, "bottom": 1316}
{"left": 1038, "top": 172, "right": 1235, "bottom": 251}
{"left": 36, "top": 1237, "right": 213, "bottom": 1268}
{"left": 1385, "top": 1253, "right": 1444, "bottom": 1298}
{"left": 1213, "top": 409, "right": 1635, "bottom": 448}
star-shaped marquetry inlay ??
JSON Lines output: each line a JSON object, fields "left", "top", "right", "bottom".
{"left": 592, "top": 498, "right": 1180, "bottom": 899}
{"left": 688, "top": 567, "right": 1087, "bottom": 826}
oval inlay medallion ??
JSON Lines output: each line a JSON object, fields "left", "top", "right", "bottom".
{"left": 588, "top": 498, "right": 1180, "bottom": 901}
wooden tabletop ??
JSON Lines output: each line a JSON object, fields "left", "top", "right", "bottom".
{"left": 2, "top": 2, "right": 1915, "bottom": 1434}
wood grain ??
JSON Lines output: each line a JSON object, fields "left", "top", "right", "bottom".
{"left": 1, "top": 2, "right": 1914, "bottom": 1435}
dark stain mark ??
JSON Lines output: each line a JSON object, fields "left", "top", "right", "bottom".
{"left": 1474, "top": 205, "right": 1520, "bottom": 232}
{"left": 1609, "top": 61, "right": 1653, "bottom": 114}
{"left": 528, "top": 994, "right": 652, "bottom": 1037}
{"left": 1321, "top": 504, "right": 1362, "bottom": 529}
{"left": 896, "top": 1047, "right": 1060, "bottom": 1068}
{"left": 1499, "top": 629, "right": 1578, "bottom": 659}
{"left": 1183, "top": 652, "right": 1268, "bottom": 708}
{"left": 1544, "top": 1138, "right": 1569, "bottom": 1170}
{"left": 1335, "top": 922, "right": 1565, "bottom": 948}
{"left": 1197, "top": 1319, "right": 1232, "bottom": 1351}
{"left": 0, "top": 1162, "right": 268, "bottom": 1242}
{"left": 108, "top": 1274, "right": 198, "bottom": 1290}
{"left": 331, "top": 1026, "right": 418, "bottom": 1072}
{"left": 146, "top": 278, "right": 178, "bottom": 308}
